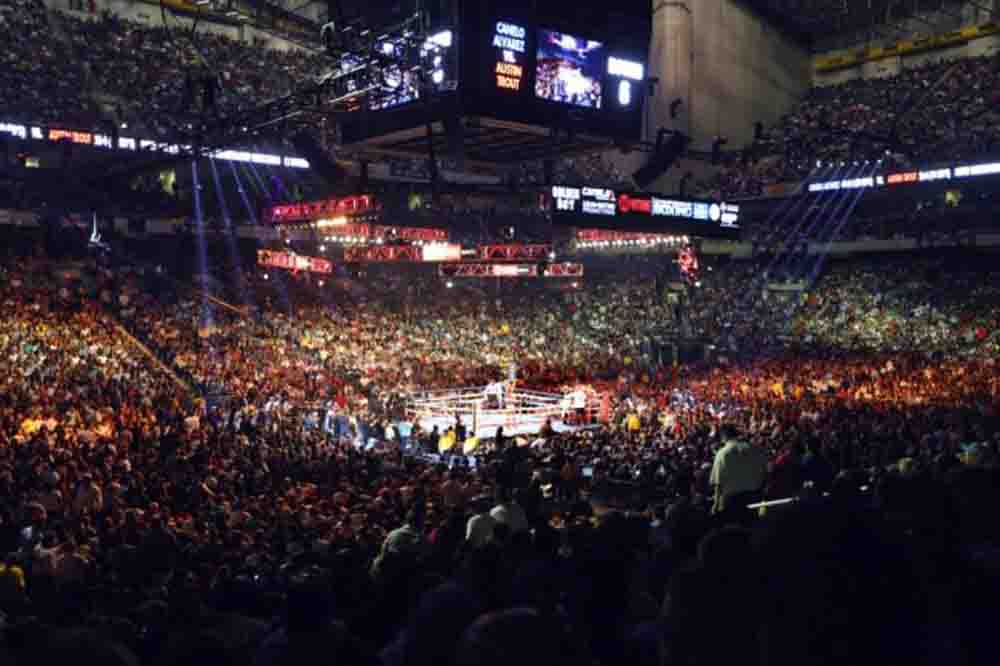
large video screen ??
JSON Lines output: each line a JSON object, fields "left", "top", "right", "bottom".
{"left": 535, "top": 30, "right": 606, "bottom": 109}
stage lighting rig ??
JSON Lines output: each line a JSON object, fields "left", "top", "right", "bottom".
{"left": 90, "top": 2, "right": 458, "bottom": 186}
{"left": 317, "top": 7, "right": 454, "bottom": 111}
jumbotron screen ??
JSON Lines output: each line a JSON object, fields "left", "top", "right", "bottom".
{"left": 341, "top": 0, "right": 651, "bottom": 145}
{"left": 535, "top": 30, "right": 607, "bottom": 109}
{"left": 467, "top": 4, "right": 648, "bottom": 140}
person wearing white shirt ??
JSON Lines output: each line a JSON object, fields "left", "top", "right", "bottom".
{"left": 489, "top": 492, "right": 529, "bottom": 535}
{"left": 466, "top": 512, "right": 497, "bottom": 548}
{"left": 484, "top": 381, "right": 504, "bottom": 408}
{"left": 710, "top": 424, "right": 768, "bottom": 516}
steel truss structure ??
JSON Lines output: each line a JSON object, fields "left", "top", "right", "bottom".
{"left": 196, "top": 19, "right": 448, "bottom": 148}
{"left": 94, "top": 11, "right": 450, "bottom": 181}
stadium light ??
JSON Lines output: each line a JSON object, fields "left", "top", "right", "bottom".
{"left": 428, "top": 30, "right": 453, "bottom": 48}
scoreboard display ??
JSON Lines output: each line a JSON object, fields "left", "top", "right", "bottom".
{"left": 549, "top": 185, "right": 742, "bottom": 239}
{"left": 462, "top": 0, "right": 650, "bottom": 142}
{"left": 340, "top": 0, "right": 651, "bottom": 147}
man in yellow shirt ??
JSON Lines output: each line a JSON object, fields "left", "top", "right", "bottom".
{"left": 627, "top": 413, "right": 642, "bottom": 435}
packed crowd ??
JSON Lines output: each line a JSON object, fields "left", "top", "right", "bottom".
{"left": 0, "top": 0, "right": 100, "bottom": 126}
{"left": 793, "top": 255, "right": 1000, "bottom": 355}
{"left": 1, "top": 237, "right": 999, "bottom": 666}
{"left": 5, "top": 6, "right": 1000, "bottom": 659}
{"left": 0, "top": 2, "right": 327, "bottom": 137}
{"left": 61, "top": 11, "right": 329, "bottom": 139}
{"left": 709, "top": 54, "right": 1000, "bottom": 197}
{"left": 115, "top": 258, "right": 679, "bottom": 413}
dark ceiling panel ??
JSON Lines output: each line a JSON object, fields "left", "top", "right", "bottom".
{"left": 376, "top": 124, "right": 607, "bottom": 164}
{"left": 738, "top": 0, "right": 969, "bottom": 50}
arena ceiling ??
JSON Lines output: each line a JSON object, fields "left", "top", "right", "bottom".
{"left": 743, "top": 0, "right": 988, "bottom": 50}
{"left": 273, "top": 0, "right": 435, "bottom": 30}
{"left": 263, "top": 0, "right": 656, "bottom": 33}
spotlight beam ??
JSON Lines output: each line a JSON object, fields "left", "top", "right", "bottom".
{"left": 209, "top": 157, "right": 252, "bottom": 308}
{"left": 228, "top": 160, "right": 293, "bottom": 315}
{"left": 190, "top": 160, "right": 214, "bottom": 330}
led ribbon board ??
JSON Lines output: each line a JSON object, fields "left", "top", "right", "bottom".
{"left": 550, "top": 185, "right": 740, "bottom": 236}
{"left": 806, "top": 161, "right": 1000, "bottom": 193}
{"left": 0, "top": 119, "right": 309, "bottom": 167}
{"left": 257, "top": 250, "right": 332, "bottom": 274}
{"left": 264, "top": 195, "right": 377, "bottom": 225}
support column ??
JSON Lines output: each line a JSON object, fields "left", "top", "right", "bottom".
{"left": 650, "top": 1, "right": 695, "bottom": 139}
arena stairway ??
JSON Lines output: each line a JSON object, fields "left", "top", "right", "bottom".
{"left": 108, "top": 316, "right": 194, "bottom": 394}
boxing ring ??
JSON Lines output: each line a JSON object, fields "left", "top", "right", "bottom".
{"left": 405, "top": 383, "right": 597, "bottom": 440}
